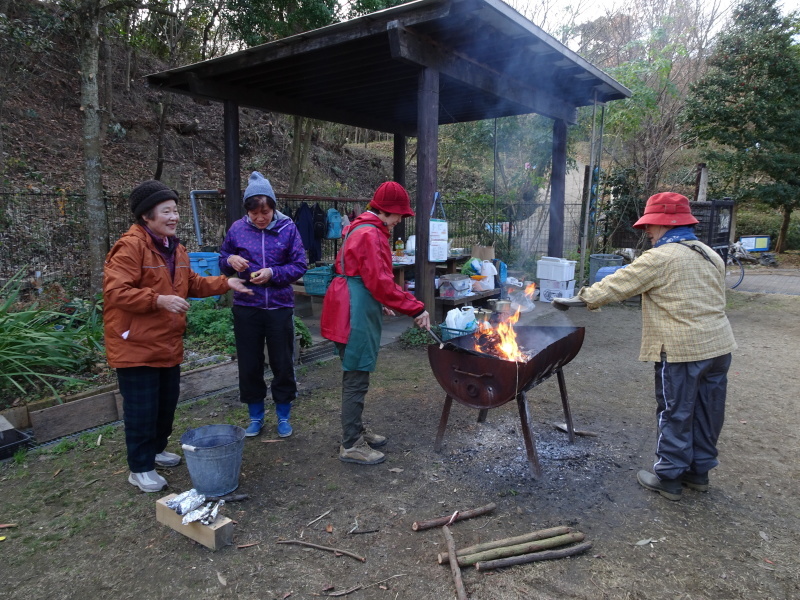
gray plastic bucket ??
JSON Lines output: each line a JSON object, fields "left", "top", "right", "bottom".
{"left": 589, "top": 254, "right": 624, "bottom": 285}
{"left": 180, "top": 424, "right": 246, "bottom": 496}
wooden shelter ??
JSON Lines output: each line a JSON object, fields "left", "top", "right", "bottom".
{"left": 147, "top": 0, "right": 630, "bottom": 312}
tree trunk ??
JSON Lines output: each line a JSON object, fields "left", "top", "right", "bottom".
{"left": 78, "top": 0, "right": 109, "bottom": 295}
{"left": 288, "top": 116, "right": 314, "bottom": 193}
{"left": 153, "top": 96, "right": 172, "bottom": 181}
{"left": 776, "top": 206, "right": 792, "bottom": 254}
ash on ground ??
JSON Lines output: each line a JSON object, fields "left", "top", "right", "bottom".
{"left": 436, "top": 408, "right": 626, "bottom": 488}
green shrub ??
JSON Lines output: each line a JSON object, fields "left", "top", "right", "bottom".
{"left": 736, "top": 207, "right": 800, "bottom": 250}
{"left": 0, "top": 272, "right": 100, "bottom": 408}
{"left": 185, "top": 299, "right": 235, "bottom": 354}
{"left": 399, "top": 324, "right": 440, "bottom": 348}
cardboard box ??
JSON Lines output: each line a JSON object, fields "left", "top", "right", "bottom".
{"left": 156, "top": 494, "right": 235, "bottom": 551}
{"left": 471, "top": 244, "right": 495, "bottom": 261}
{"left": 539, "top": 279, "right": 575, "bottom": 302}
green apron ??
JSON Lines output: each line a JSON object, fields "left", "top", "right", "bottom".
{"left": 336, "top": 224, "right": 383, "bottom": 371}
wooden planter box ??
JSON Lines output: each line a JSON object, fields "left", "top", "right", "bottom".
{"left": 1, "top": 360, "right": 240, "bottom": 444}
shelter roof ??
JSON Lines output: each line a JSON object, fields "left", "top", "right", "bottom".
{"left": 147, "top": 0, "right": 630, "bottom": 135}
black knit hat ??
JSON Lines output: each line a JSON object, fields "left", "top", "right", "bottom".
{"left": 129, "top": 180, "right": 179, "bottom": 217}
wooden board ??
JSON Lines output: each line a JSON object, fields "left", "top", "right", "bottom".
{"left": 156, "top": 494, "right": 234, "bottom": 551}
{"left": 27, "top": 360, "right": 240, "bottom": 442}
{"left": 178, "top": 360, "right": 239, "bottom": 401}
{"left": 29, "top": 391, "right": 119, "bottom": 443}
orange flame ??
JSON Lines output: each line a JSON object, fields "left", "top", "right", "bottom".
{"left": 476, "top": 307, "right": 525, "bottom": 361}
{"left": 524, "top": 282, "right": 537, "bottom": 297}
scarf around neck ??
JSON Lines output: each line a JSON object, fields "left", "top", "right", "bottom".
{"left": 654, "top": 226, "right": 698, "bottom": 248}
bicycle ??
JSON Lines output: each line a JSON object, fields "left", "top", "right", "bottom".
{"left": 714, "top": 241, "right": 755, "bottom": 289}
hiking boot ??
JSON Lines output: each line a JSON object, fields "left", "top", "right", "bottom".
{"left": 362, "top": 429, "right": 387, "bottom": 448}
{"left": 339, "top": 437, "right": 385, "bottom": 465}
{"left": 154, "top": 451, "right": 181, "bottom": 467}
{"left": 245, "top": 419, "right": 264, "bottom": 437}
{"left": 276, "top": 403, "right": 293, "bottom": 438}
{"left": 128, "top": 470, "right": 167, "bottom": 493}
{"left": 681, "top": 471, "right": 710, "bottom": 492}
{"left": 637, "top": 470, "right": 682, "bottom": 501}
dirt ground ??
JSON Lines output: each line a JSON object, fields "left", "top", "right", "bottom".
{"left": 2, "top": 291, "right": 799, "bottom": 600}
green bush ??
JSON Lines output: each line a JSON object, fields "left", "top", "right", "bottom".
{"left": 0, "top": 272, "right": 100, "bottom": 408}
{"left": 399, "top": 324, "right": 440, "bottom": 348}
{"left": 736, "top": 207, "right": 800, "bottom": 250}
{"left": 185, "top": 299, "right": 236, "bottom": 354}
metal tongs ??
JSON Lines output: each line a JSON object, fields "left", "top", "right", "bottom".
{"left": 427, "top": 328, "right": 494, "bottom": 359}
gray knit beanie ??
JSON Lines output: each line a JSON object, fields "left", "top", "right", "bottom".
{"left": 129, "top": 180, "right": 179, "bottom": 217}
{"left": 243, "top": 171, "right": 276, "bottom": 207}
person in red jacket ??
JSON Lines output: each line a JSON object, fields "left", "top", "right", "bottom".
{"left": 321, "top": 182, "right": 430, "bottom": 465}
{"left": 104, "top": 180, "right": 251, "bottom": 493}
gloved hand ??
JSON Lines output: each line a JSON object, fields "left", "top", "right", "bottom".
{"left": 551, "top": 296, "right": 587, "bottom": 311}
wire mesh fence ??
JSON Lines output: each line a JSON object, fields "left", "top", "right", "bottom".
{"left": 1, "top": 191, "right": 583, "bottom": 297}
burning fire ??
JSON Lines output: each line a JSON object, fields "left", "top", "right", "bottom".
{"left": 471, "top": 282, "right": 537, "bottom": 361}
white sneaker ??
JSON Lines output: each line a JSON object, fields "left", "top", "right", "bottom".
{"left": 128, "top": 470, "right": 168, "bottom": 492}
{"left": 155, "top": 451, "right": 181, "bottom": 467}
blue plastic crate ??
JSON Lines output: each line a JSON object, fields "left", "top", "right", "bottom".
{"left": 188, "top": 252, "right": 221, "bottom": 301}
{"left": 439, "top": 325, "right": 473, "bottom": 341}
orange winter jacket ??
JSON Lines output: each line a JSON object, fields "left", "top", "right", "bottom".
{"left": 103, "top": 225, "right": 230, "bottom": 368}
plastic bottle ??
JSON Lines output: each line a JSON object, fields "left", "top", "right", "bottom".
{"left": 394, "top": 238, "right": 405, "bottom": 256}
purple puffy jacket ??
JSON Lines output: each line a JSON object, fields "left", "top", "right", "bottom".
{"left": 219, "top": 211, "right": 307, "bottom": 309}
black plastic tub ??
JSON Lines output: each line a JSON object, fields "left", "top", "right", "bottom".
{"left": 0, "top": 428, "right": 32, "bottom": 460}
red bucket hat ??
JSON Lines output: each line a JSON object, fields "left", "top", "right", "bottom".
{"left": 370, "top": 182, "right": 415, "bottom": 217}
{"left": 633, "top": 192, "right": 699, "bottom": 229}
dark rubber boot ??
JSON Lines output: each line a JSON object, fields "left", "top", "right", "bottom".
{"left": 681, "top": 471, "right": 709, "bottom": 492}
{"left": 637, "top": 470, "right": 682, "bottom": 501}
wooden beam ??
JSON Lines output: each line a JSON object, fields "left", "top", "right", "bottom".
{"left": 224, "top": 100, "right": 242, "bottom": 228}
{"left": 548, "top": 118, "right": 568, "bottom": 257}
{"left": 415, "top": 67, "right": 439, "bottom": 318}
{"left": 387, "top": 22, "right": 578, "bottom": 124}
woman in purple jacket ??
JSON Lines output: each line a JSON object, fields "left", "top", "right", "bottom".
{"left": 219, "top": 172, "right": 307, "bottom": 437}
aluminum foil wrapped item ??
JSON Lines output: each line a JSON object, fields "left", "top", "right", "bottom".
{"left": 182, "top": 500, "right": 225, "bottom": 526}
{"left": 182, "top": 502, "right": 213, "bottom": 525}
{"left": 166, "top": 489, "right": 206, "bottom": 516}
{"left": 201, "top": 500, "right": 225, "bottom": 525}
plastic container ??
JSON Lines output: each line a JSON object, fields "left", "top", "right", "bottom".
{"left": 0, "top": 428, "right": 32, "bottom": 460}
{"left": 589, "top": 254, "right": 624, "bottom": 285}
{"left": 303, "top": 265, "right": 334, "bottom": 296}
{"left": 180, "top": 424, "right": 246, "bottom": 496}
{"left": 440, "top": 325, "right": 473, "bottom": 341}
{"left": 594, "top": 265, "right": 627, "bottom": 283}
{"left": 188, "top": 252, "right": 221, "bottom": 301}
{"left": 536, "top": 257, "right": 577, "bottom": 281}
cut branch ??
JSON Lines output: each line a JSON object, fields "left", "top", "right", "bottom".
{"left": 412, "top": 502, "right": 496, "bottom": 531}
{"left": 475, "top": 540, "right": 593, "bottom": 571}
{"left": 442, "top": 526, "right": 468, "bottom": 600}
{"left": 438, "top": 526, "right": 572, "bottom": 564}
{"left": 276, "top": 540, "right": 365, "bottom": 562}
{"left": 457, "top": 531, "right": 586, "bottom": 567}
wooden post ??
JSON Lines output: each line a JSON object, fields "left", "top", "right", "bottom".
{"left": 415, "top": 67, "right": 439, "bottom": 314}
{"left": 223, "top": 100, "right": 242, "bottom": 229}
{"left": 394, "top": 133, "right": 407, "bottom": 243}
{"left": 548, "top": 118, "right": 567, "bottom": 257}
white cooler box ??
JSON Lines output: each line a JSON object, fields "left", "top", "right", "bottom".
{"left": 537, "top": 257, "right": 577, "bottom": 281}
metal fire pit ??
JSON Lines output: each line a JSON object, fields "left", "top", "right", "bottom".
{"left": 427, "top": 325, "right": 585, "bottom": 478}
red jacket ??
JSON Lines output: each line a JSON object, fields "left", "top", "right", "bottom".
{"left": 103, "top": 225, "right": 230, "bottom": 368}
{"left": 321, "top": 212, "right": 424, "bottom": 344}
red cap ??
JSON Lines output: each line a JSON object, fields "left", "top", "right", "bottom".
{"left": 633, "top": 192, "right": 699, "bottom": 229}
{"left": 370, "top": 182, "right": 414, "bottom": 217}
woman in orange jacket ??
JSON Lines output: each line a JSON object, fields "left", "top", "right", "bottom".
{"left": 104, "top": 180, "right": 251, "bottom": 492}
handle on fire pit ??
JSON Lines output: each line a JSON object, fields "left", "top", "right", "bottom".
{"left": 453, "top": 368, "right": 492, "bottom": 378}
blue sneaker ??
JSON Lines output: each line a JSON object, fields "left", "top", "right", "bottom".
{"left": 276, "top": 403, "right": 293, "bottom": 438}
{"left": 245, "top": 419, "right": 263, "bottom": 437}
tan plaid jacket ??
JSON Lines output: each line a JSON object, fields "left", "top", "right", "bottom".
{"left": 578, "top": 241, "right": 737, "bottom": 362}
